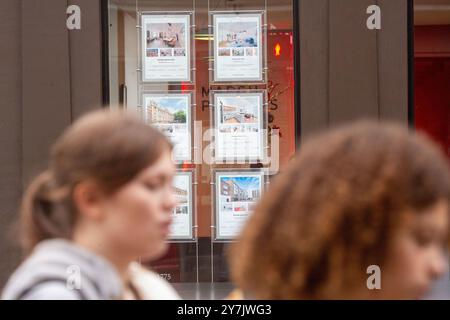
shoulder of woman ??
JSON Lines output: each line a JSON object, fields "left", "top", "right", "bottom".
{"left": 2, "top": 239, "right": 123, "bottom": 300}
{"left": 127, "top": 262, "right": 181, "bottom": 300}
{"left": 16, "top": 283, "right": 82, "bottom": 300}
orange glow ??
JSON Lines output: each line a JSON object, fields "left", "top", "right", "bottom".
{"left": 275, "top": 43, "right": 281, "bottom": 56}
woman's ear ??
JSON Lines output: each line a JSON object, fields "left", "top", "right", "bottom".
{"left": 72, "top": 180, "right": 106, "bottom": 221}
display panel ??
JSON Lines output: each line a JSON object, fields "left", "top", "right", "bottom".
{"left": 108, "top": 0, "right": 297, "bottom": 285}
{"left": 141, "top": 13, "right": 191, "bottom": 82}
{"left": 212, "top": 12, "right": 264, "bottom": 82}
{"left": 212, "top": 91, "right": 266, "bottom": 162}
{"left": 214, "top": 170, "right": 266, "bottom": 240}
{"left": 142, "top": 92, "right": 192, "bottom": 162}
{"left": 170, "top": 171, "right": 195, "bottom": 240}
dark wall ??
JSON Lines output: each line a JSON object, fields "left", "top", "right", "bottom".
{"left": 0, "top": 0, "right": 23, "bottom": 290}
{"left": 22, "top": 0, "right": 103, "bottom": 186}
{"left": 299, "top": 0, "right": 409, "bottom": 138}
{"left": 0, "top": 0, "right": 103, "bottom": 289}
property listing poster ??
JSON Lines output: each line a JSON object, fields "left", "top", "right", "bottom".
{"left": 143, "top": 94, "right": 191, "bottom": 162}
{"left": 215, "top": 172, "right": 264, "bottom": 240}
{"left": 142, "top": 14, "right": 191, "bottom": 81}
{"left": 213, "top": 12, "right": 263, "bottom": 82}
{"left": 170, "top": 172, "right": 193, "bottom": 240}
{"left": 214, "top": 92, "right": 264, "bottom": 160}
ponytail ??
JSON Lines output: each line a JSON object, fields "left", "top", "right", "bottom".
{"left": 20, "top": 170, "right": 74, "bottom": 255}
{"left": 19, "top": 110, "right": 172, "bottom": 255}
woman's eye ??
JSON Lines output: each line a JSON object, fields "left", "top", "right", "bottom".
{"left": 414, "top": 232, "right": 433, "bottom": 247}
{"left": 144, "top": 182, "right": 161, "bottom": 191}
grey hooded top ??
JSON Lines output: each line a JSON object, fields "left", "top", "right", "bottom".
{"left": 2, "top": 239, "right": 124, "bottom": 300}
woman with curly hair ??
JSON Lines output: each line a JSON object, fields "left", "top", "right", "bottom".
{"left": 230, "top": 121, "right": 450, "bottom": 299}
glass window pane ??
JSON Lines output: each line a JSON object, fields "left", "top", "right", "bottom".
{"left": 107, "top": 0, "right": 297, "bottom": 297}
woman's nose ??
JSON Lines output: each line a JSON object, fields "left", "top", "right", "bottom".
{"left": 163, "top": 186, "right": 178, "bottom": 211}
{"left": 429, "top": 250, "right": 448, "bottom": 280}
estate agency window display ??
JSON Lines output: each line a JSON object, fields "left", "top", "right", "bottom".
{"left": 140, "top": 5, "right": 270, "bottom": 280}
{"left": 107, "top": 0, "right": 298, "bottom": 284}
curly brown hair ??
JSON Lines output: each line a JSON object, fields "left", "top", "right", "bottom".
{"left": 229, "top": 121, "right": 450, "bottom": 299}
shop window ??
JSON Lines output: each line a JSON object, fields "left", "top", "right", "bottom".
{"left": 106, "top": 0, "right": 297, "bottom": 290}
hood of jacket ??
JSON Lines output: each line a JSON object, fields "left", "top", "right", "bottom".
{"left": 2, "top": 239, "right": 123, "bottom": 300}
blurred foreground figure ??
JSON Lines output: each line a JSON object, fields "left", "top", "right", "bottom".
{"left": 230, "top": 121, "right": 450, "bottom": 300}
{"left": 2, "top": 110, "right": 180, "bottom": 300}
